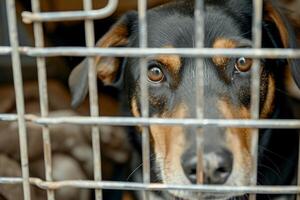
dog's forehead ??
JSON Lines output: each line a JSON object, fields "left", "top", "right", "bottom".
{"left": 144, "top": 7, "right": 245, "bottom": 48}
{"left": 147, "top": 13, "right": 194, "bottom": 47}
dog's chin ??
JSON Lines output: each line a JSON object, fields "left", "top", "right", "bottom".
{"left": 201, "top": 193, "right": 242, "bottom": 200}
{"left": 165, "top": 180, "right": 246, "bottom": 200}
{"left": 162, "top": 173, "right": 249, "bottom": 200}
{"left": 170, "top": 193, "right": 241, "bottom": 200}
{"left": 165, "top": 177, "right": 248, "bottom": 200}
{"left": 158, "top": 159, "right": 250, "bottom": 200}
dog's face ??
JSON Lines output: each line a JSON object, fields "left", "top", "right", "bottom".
{"left": 69, "top": 0, "right": 300, "bottom": 199}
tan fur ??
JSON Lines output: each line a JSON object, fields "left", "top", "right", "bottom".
{"left": 96, "top": 24, "right": 129, "bottom": 49}
{"left": 212, "top": 38, "right": 237, "bottom": 68}
{"left": 218, "top": 100, "right": 251, "bottom": 150}
{"left": 285, "top": 66, "right": 300, "bottom": 100}
{"left": 264, "top": 2, "right": 289, "bottom": 48}
{"left": 261, "top": 75, "right": 276, "bottom": 118}
{"left": 96, "top": 57, "right": 120, "bottom": 85}
{"left": 150, "top": 104, "right": 187, "bottom": 159}
{"left": 149, "top": 104, "right": 192, "bottom": 199}
{"left": 217, "top": 100, "right": 252, "bottom": 179}
{"left": 155, "top": 54, "right": 181, "bottom": 75}
{"left": 131, "top": 98, "right": 140, "bottom": 117}
{"left": 94, "top": 24, "right": 129, "bottom": 84}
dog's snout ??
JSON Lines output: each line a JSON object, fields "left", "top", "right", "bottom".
{"left": 182, "top": 149, "right": 233, "bottom": 184}
{"left": 182, "top": 157, "right": 198, "bottom": 183}
{"left": 203, "top": 149, "right": 233, "bottom": 184}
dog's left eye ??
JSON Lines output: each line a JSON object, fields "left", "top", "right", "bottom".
{"left": 147, "top": 64, "right": 165, "bottom": 83}
{"left": 235, "top": 57, "right": 253, "bottom": 72}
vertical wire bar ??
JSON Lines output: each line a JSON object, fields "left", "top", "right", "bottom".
{"left": 298, "top": 142, "right": 300, "bottom": 200}
{"left": 298, "top": 137, "right": 300, "bottom": 200}
{"left": 83, "top": 0, "right": 102, "bottom": 199}
{"left": 138, "top": 0, "right": 150, "bottom": 199}
{"left": 194, "top": 0, "right": 205, "bottom": 185}
{"left": 5, "top": 0, "right": 31, "bottom": 199}
{"left": 30, "top": 0, "right": 55, "bottom": 199}
{"left": 249, "top": 0, "right": 263, "bottom": 200}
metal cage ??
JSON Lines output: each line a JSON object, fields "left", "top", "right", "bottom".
{"left": 1, "top": 0, "right": 300, "bottom": 200}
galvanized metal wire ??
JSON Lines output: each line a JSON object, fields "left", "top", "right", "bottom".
{"left": 195, "top": 0, "right": 205, "bottom": 185}
{"left": 22, "top": 0, "right": 119, "bottom": 23}
{"left": 1, "top": 114, "right": 300, "bottom": 129}
{"left": 249, "top": 1, "right": 263, "bottom": 200}
{"left": 30, "top": 0, "right": 55, "bottom": 199}
{"left": 5, "top": 0, "right": 31, "bottom": 199}
{"left": 2, "top": 46, "right": 300, "bottom": 58}
{"left": 137, "top": 0, "right": 151, "bottom": 199}
{"left": 1, "top": 177, "right": 300, "bottom": 194}
{"left": 83, "top": 0, "right": 103, "bottom": 199}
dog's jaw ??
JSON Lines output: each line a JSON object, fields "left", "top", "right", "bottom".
{"left": 154, "top": 140, "right": 252, "bottom": 200}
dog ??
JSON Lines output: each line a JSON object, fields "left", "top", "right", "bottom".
{"left": 69, "top": 0, "right": 300, "bottom": 199}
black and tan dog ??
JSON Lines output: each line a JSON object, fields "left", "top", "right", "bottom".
{"left": 69, "top": 0, "right": 300, "bottom": 199}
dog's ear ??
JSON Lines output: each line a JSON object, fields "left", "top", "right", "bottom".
{"left": 68, "top": 12, "right": 137, "bottom": 108}
{"left": 263, "top": 1, "right": 300, "bottom": 90}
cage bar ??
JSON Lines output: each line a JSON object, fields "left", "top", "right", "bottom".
{"left": 249, "top": 0, "right": 263, "bottom": 200}
{"left": 30, "top": 0, "right": 55, "bottom": 199}
{"left": 194, "top": 0, "right": 205, "bottom": 185}
{"left": 21, "top": 0, "right": 119, "bottom": 23}
{"left": 138, "top": 0, "right": 151, "bottom": 199}
{"left": 83, "top": 0, "right": 103, "bottom": 199}
{"left": 3, "top": 46, "right": 300, "bottom": 58}
{"left": 1, "top": 113, "right": 300, "bottom": 129}
{"left": 6, "top": 46, "right": 300, "bottom": 58}
{"left": 1, "top": 177, "right": 300, "bottom": 195}
{"left": 298, "top": 139, "right": 300, "bottom": 200}
{"left": 5, "top": 0, "right": 31, "bottom": 199}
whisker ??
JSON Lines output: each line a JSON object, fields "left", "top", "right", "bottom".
{"left": 258, "top": 145, "right": 286, "bottom": 160}
{"left": 126, "top": 163, "right": 143, "bottom": 181}
{"left": 257, "top": 163, "right": 281, "bottom": 179}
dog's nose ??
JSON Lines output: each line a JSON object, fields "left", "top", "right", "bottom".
{"left": 182, "top": 149, "right": 233, "bottom": 184}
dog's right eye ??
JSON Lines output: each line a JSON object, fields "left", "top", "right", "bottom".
{"left": 147, "top": 63, "right": 165, "bottom": 83}
{"left": 234, "top": 57, "right": 253, "bottom": 73}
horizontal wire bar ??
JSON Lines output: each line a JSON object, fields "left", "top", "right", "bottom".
{"left": 19, "top": 47, "right": 300, "bottom": 58}
{"left": 1, "top": 114, "right": 300, "bottom": 129}
{"left": 0, "top": 46, "right": 12, "bottom": 55}
{"left": 21, "top": 0, "right": 118, "bottom": 23}
{"left": 1, "top": 47, "right": 300, "bottom": 58}
{"left": 1, "top": 177, "right": 300, "bottom": 194}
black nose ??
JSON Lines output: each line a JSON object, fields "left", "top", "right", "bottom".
{"left": 182, "top": 149, "right": 233, "bottom": 184}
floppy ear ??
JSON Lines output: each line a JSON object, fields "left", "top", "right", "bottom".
{"left": 68, "top": 12, "right": 137, "bottom": 108}
{"left": 263, "top": 0, "right": 300, "bottom": 91}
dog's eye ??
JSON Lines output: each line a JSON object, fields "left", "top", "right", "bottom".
{"left": 147, "top": 64, "right": 164, "bottom": 83}
{"left": 235, "top": 57, "right": 253, "bottom": 72}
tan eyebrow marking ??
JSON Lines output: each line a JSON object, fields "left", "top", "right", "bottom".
{"left": 212, "top": 38, "right": 238, "bottom": 68}
{"left": 154, "top": 46, "right": 181, "bottom": 74}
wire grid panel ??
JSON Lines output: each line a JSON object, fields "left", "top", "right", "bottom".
{"left": 0, "top": 0, "right": 300, "bottom": 200}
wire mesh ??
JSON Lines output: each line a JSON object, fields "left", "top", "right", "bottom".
{"left": 0, "top": 0, "right": 300, "bottom": 200}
